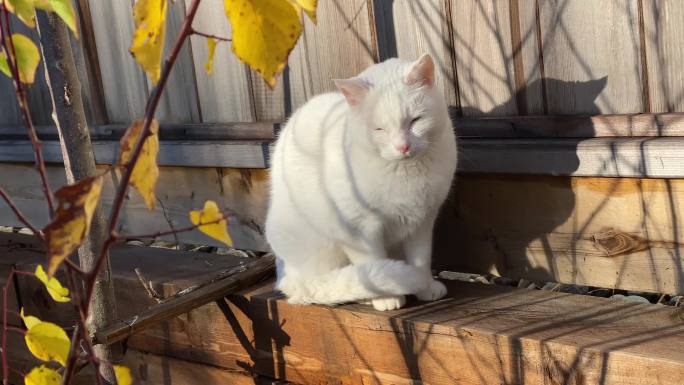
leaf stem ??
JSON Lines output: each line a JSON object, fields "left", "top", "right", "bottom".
{"left": 190, "top": 28, "right": 231, "bottom": 42}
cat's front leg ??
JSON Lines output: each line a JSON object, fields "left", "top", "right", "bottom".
{"left": 403, "top": 216, "right": 447, "bottom": 302}
{"left": 342, "top": 239, "right": 406, "bottom": 311}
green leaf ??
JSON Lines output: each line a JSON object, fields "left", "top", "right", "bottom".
{"left": 223, "top": 0, "right": 302, "bottom": 88}
{"left": 34, "top": 265, "right": 70, "bottom": 302}
{"left": 113, "top": 365, "right": 133, "bottom": 385}
{"left": 0, "top": 34, "right": 41, "bottom": 84}
{"left": 34, "top": 0, "right": 79, "bottom": 38}
{"left": 4, "top": 0, "right": 37, "bottom": 27}
{"left": 204, "top": 37, "right": 217, "bottom": 75}
{"left": 24, "top": 365, "right": 62, "bottom": 385}
{"left": 25, "top": 321, "right": 70, "bottom": 366}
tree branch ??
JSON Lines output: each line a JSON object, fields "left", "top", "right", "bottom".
{"left": 0, "top": 188, "right": 44, "bottom": 241}
{"left": 191, "top": 28, "right": 231, "bottom": 42}
{"left": 0, "top": 5, "right": 55, "bottom": 218}
{"left": 113, "top": 212, "right": 233, "bottom": 241}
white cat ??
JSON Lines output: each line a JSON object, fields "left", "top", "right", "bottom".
{"left": 265, "top": 54, "right": 457, "bottom": 311}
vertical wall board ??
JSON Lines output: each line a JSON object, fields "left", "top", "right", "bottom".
{"left": 537, "top": 0, "right": 643, "bottom": 114}
{"left": 88, "top": 0, "right": 148, "bottom": 123}
{"left": 287, "top": 0, "right": 376, "bottom": 112}
{"left": 373, "top": 0, "right": 459, "bottom": 107}
{"left": 449, "top": 0, "right": 518, "bottom": 116}
{"left": 152, "top": 0, "right": 201, "bottom": 123}
{"left": 186, "top": 0, "right": 254, "bottom": 123}
{"left": 643, "top": 0, "right": 684, "bottom": 113}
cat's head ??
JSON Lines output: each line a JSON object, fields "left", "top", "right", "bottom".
{"left": 334, "top": 54, "right": 448, "bottom": 161}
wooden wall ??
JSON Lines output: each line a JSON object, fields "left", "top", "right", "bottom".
{"left": 3, "top": 1, "right": 684, "bottom": 295}
{"left": 5, "top": 0, "right": 684, "bottom": 125}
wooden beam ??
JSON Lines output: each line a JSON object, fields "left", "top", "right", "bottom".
{"left": 6, "top": 136, "right": 684, "bottom": 176}
{"left": 9, "top": 232, "right": 684, "bottom": 385}
{"left": 94, "top": 255, "right": 275, "bottom": 345}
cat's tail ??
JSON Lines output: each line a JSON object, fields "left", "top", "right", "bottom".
{"left": 277, "top": 259, "right": 431, "bottom": 305}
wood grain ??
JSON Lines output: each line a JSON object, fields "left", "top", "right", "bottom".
{"left": 152, "top": 0, "right": 201, "bottom": 123}
{"left": 287, "top": 0, "right": 376, "bottom": 112}
{"left": 8, "top": 230, "right": 683, "bottom": 385}
{"left": 537, "top": 0, "right": 644, "bottom": 114}
{"left": 373, "top": 0, "right": 459, "bottom": 106}
{"left": 436, "top": 174, "right": 684, "bottom": 294}
{"left": 449, "top": 0, "right": 520, "bottom": 116}
{"left": 187, "top": 0, "right": 254, "bottom": 122}
{"left": 87, "top": 0, "right": 148, "bottom": 122}
{"left": 642, "top": 0, "right": 684, "bottom": 112}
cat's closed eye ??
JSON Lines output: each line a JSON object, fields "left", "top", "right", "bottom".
{"left": 374, "top": 127, "right": 384, "bottom": 131}
{"left": 410, "top": 116, "right": 421, "bottom": 125}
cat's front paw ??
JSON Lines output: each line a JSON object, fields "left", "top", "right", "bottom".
{"left": 416, "top": 279, "right": 447, "bottom": 301}
{"left": 371, "top": 295, "right": 406, "bottom": 311}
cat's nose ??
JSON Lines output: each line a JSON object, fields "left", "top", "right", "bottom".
{"left": 396, "top": 143, "right": 410, "bottom": 154}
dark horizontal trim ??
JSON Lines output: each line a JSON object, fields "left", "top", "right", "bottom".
{"left": 5, "top": 137, "right": 684, "bottom": 177}
{"left": 2, "top": 113, "right": 684, "bottom": 142}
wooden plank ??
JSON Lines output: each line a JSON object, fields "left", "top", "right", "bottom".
{"left": 436, "top": 174, "right": 684, "bottom": 294}
{"left": 287, "top": 0, "right": 376, "bottom": 111}
{"left": 151, "top": 0, "right": 202, "bottom": 123}
{"left": 0, "top": 164, "right": 270, "bottom": 251}
{"left": 11, "top": 231, "right": 683, "bottom": 385}
{"left": 94, "top": 255, "right": 275, "bottom": 345}
{"left": 453, "top": 112, "right": 684, "bottom": 137}
{"left": 10, "top": 135, "right": 684, "bottom": 177}
{"left": 537, "top": 0, "right": 644, "bottom": 114}
{"left": 372, "top": 0, "right": 459, "bottom": 106}
{"left": 187, "top": 0, "right": 254, "bottom": 122}
{"left": 449, "top": 0, "right": 520, "bottom": 116}
{"left": 643, "top": 0, "right": 684, "bottom": 112}
{"left": 88, "top": 0, "right": 148, "bottom": 122}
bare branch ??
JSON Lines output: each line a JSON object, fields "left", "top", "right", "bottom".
{"left": 191, "top": 28, "right": 232, "bottom": 42}
{"left": 0, "top": 188, "right": 44, "bottom": 241}
{"left": 113, "top": 212, "right": 232, "bottom": 241}
{"left": 0, "top": 5, "right": 55, "bottom": 218}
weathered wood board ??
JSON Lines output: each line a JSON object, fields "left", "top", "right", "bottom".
{"left": 536, "top": 0, "right": 644, "bottom": 114}
{"left": 437, "top": 174, "right": 684, "bottom": 294}
{"left": 643, "top": 0, "right": 684, "bottom": 113}
{"left": 4, "top": 163, "right": 684, "bottom": 293}
{"left": 6, "top": 232, "right": 683, "bottom": 385}
{"left": 0, "top": 164, "right": 269, "bottom": 251}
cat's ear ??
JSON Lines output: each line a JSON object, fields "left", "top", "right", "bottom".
{"left": 405, "top": 53, "right": 435, "bottom": 87}
{"left": 334, "top": 78, "right": 369, "bottom": 106}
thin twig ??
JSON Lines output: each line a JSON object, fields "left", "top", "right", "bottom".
{"left": 0, "top": 188, "right": 44, "bottom": 241}
{"left": 191, "top": 28, "right": 231, "bottom": 42}
{"left": 0, "top": 6, "right": 55, "bottom": 218}
{"left": 134, "top": 268, "right": 163, "bottom": 303}
{"left": 113, "top": 213, "right": 232, "bottom": 241}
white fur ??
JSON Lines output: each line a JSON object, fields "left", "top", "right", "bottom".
{"left": 265, "top": 55, "right": 457, "bottom": 311}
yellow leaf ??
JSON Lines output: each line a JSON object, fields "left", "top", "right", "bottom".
{"left": 25, "top": 321, "right": 70, "bottom": 365}
{"left": 118, "top": 119, "right": 159, "bottom": 210}
{"left": 3, "top": 0, "right": 36, "bottom": 27}
{"left": 204, "top": 37, "right": 217, "bottom": 75}
{"left": 43, "top": 174, "right": 104, "bottom": 277}
{"left": 34, "top": 265, "right": 70, "bottom": 302}
{"left": 34, "top": 0, "right": 79, "bottom": 38}
{"left": 20, "top": 308, "right": 41, "bottom": 329}
{"left": 0, "top": 34, "right": 41, "bottom": 84}
{"left": 189, "top": 200, "right": 232, "bottom": 247}
{"left": 289, "top": 0, "right": 317, "bottom": 23}
{"left": 113, "top": 365, "right": 133, "bottom": 385}
{"left": 224, "top": 0, "right": 302, "bottom": 88}
{"left": 130, "top": 0, "right": 167, "bottom": 83}
{"left": 24, "top": 365, "right": 62, "bottom": 385}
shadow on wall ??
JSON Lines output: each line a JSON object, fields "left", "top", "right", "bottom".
{"left": 433, "top": 77, "right": 608, "bottom": 282}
